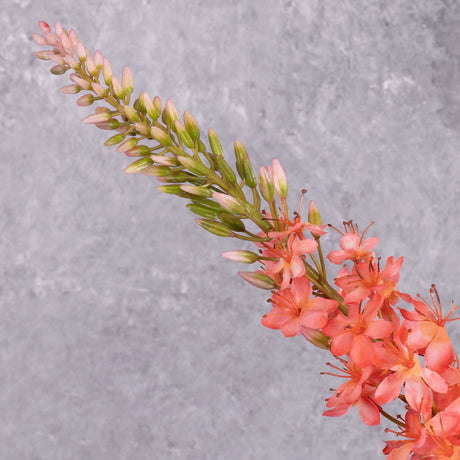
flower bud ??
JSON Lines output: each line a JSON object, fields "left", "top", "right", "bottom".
{"left": 183, "top": 111, "right": 200, "bottom": 140}
{"left": 95, "top": 119, "right": 120, "bottom": 130}
{"left": 151, "top": 126, "right": 172, "bottom": 146}
{"left": 91, "top": 82, "right": 107, "bottom": 97}
{"left": 234, "top": 140, "right": 257, "bottom": 188}
{"left": 222, "top": 250, "right": 259, "bottom": 264}
{"left": 121, "top": 66, "right": 134, "bottom": 95}
{"left": 139, "top": 165, "right": 170, "bottom": 177}
{"left": 258, "top": 166, "right": 275, "bottom": 202}
{"left": 139, "top": 92, "right": 159, "bottom": 120}
{"left": 196, "top": 219, "right": 233, "bottom": 237}
{"left": 187, "top": 204, "right": 219, "bottom": 219}
{"left": 93, "top": 50, "right": 103, "bottom": 72}
{"left": 111, "top": 76, "right": 124, "bottom": 99}
{"left": 162, "top": 99, "right": 179, "bottom": 127}
{"left": 174, "top": 120, "right": 195, "bottom": 149}
{"left": 134, "top": 122, "right": 151, "bottom": 137}
{"left": 33, "top": 50, "right": 52, "bottom": 60}
{"left": 176, "top": 155, "right": 209, "bottom": 176}
{"left": 180, "top": 185, "right": 213, "bottom": 197}
{"left": 150, "top": 154, "right": 180, "bottom": 167}
{"left": 117, "top": 138, "right": 138, "bottom": 153}
{"left": 157, "top": 184, "right": 185, "bottom": 195}
{"left": 212, "top": 192, "right": 245, "bottom": 215}
{"left": 32, "top": 33, "right": 47, "bottom": 46}
{"left": 219, "top": 213, "right": 245, "bottom": 232}
{"left": 308, "top": 200, "right": 322, "bottom": 226}
{"left": 215, "top": 156, "right": 237, "bottom": 185}
{"left": 125, "top": 145, "right": 151, "bottom": 157}
{"left": 300, "top": 326, "right": 330, "bottom": 350}
{"left": 70, "top": 74, "right": 90, "bottom": 90}
{"left": 123, "top": 157, "right": 153, "bottom": 174}
{"left": 77, "top": 41, "right": 87, "bottom": 62}
{"left": 272, "top": 158, "right": 288, "bottom": 198}
{"left": 76, "top": 94, "right": 94, "bottom": 106}
{"left": 65, "top": 54, "right": 80, "bottom": 70}
{"left": 251, "top": 213, "right": 273, "bottom": 233}
{"left": 82, "top": 111, "right": 113, "bottom": 124}
{"left": 153, "top": 96, "right": 162, "bottom": 115}
{"left": 102, "top": 57, "right": 112, "bottom": 85}
{"left": 59, "top": 84, "right": 81, "bottom": 94}
{"left": 208, "top": 128, "right": 224, "bottom": 156}
{"left": 190, "top": 198, "right": 224, "bottom": 212}
{"left": 123, "top": 105, "right": 140, "bottom": 122}
{"left": 104, "top": 133, "right": 126, "bottom": 146}
{"left": 238, "top": 271, "right": 277, "bottom": 290}
{"left": 50, "top": 64, "right": 68, "bottom": 75}
{"left": 85, "top": 55, "right": 97, "bottom": 77}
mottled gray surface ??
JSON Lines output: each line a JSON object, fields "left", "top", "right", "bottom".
{"left": 2, "top": 0, "right": 460, "bottom": 458}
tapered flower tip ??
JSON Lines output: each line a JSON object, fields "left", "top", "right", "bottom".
{"left": 221, "top": 250, "right": 259, "bottom": 264}
{"left": 121, "top": 66, "right": 134, "bottom": 93}
{"left": 238, "top": 271, "right": 277, "bottom": 290}
{"left": 38, "top": 21, "right": 51, "bottom": 34}
{"left": 272, "top": 158, "right": 288, "bottom": 198}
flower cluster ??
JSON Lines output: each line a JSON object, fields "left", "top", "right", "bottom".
{"left": 33, "top": 21, "right": 460, "bottom": 459}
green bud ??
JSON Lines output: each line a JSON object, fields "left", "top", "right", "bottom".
{"left": 180, "top": 185, "right": 213, "bottom": 197}
{"left": 104, "top": 133, "right": 126, "bottom": 146}
{"left": 123, "top": 157, "right": 154, "bottom": 174}
{"left": 251, "top": 213, "right": 273, "bottom": 233}
{"left": 191, "top": 197, "right": 225, "bottom": 212}
{"left": 151, "top": 126, "right": 172, "bottom": 146}
{"left": 174, "top": 121, "right": 195, "bottom": 149}
{"left": 219, "top": 213, "right": 245, "bottom": 232}
{"left": 208, "top": 129, "right": 224, "bottom": 156}
{"left": 215, "top": 155, "right": 237, "bottom": 185}
{"left": 162, "top": 99, "right": 179, "bottom": 127}
{"left": 238, "top": 271, "right": 277, "bottom": 290}
{"left": 123, "top": 105, "right": 140, "bottom": 122}
{"left": 212, "top": 192, "right": 246, "bottom": 215}
{"left": 153, "top": 96, "right": 162, "bottom": 116}
{"left": 221, "top": 250, "right": 259, "bottom": 264}
{"left": 234, "top": 140, "right": 256, "bottom": 188}
{"left": 196, "top": 219, "right": 233, "bottom": 237}
{"left": 187, "top": 204, "right": 219, "bottom": 219}
{"left": 157, "top": 184, "right": 186, "bottom": 196}
{"left": 183, "top": 110, "right": 200, "bottom": 140}
{"left": 139, "top": 165, "right": 171, "bottom": 177}
{"left": 176, "top": 155, "right": 209, "bottom": 176}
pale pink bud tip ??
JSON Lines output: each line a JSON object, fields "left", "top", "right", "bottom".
{"left": 239, "top": 271, "right": 277, "bottom": 290}
{"left": 38, "top": 21, "right": 51, "bottom": 34}
{"left": 222, "top": 250, "right": 259, "bottom": 264}
{"left": 32, "top": 33, "right": 47, "bottom": 46}
{"left": 272, "top": 158, "right": 288, "bottom": 198}
{"left": 212, "top": 192, "right": 245, "bottom": 215}
{"left": 82, "top": 112, "right": 112, "bottom": 124}
{"left": 121, "top": 66, "right": 134, "bottom": 93}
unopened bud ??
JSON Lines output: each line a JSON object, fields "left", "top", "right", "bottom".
{"left": 238, "top": 271, "right": 277, "bottom": 290}
{"left": 153, "top": 96, "right": 162, "bottom": 115}
{"left": 151, "top": 126, "right": 172, "bottom": 146}
{"left": 65, "top": 54, "right": 80, "bottom": 70}
{"left": 215, "top": 156, "right": 237, "bottom": 185}
{"left": 174, "top": 121, "right": 194, "bottom": 149}
{"left": 196, "top": 219, "right": 233, "bottom": 237}
{"left": 32, "top": 33, "right": 47, "bottom": 46}
{"left": 121, "top": 66, "right": 134, "bottom": 95}
{"left": 234, "top": 140, "right": 257, "bottom": 188}
{"left": 93, "top": 50, "right": 103, "bottom": 71}
{"left": 123, "top": 157, "right": 153, "bottom": 174}
{"left": 139, "top": 165, "right": 170, "bottom": 177}
{"left": 300, "top": 326, "right": 330, "bottom": 350}
{"left": 91, "top": 82, "right": 107, "bottom": 97}
{"left": 77, "top": 41, "right": 86, "bottom": 62}
{"left": 117, "top": 138, "right": 138, "bottom": 153}
{"left": 222, "top": 250, "right": 259, "bottom": 264}
{"left": 157, "top": 184, "right": 185, "bottom": 195}
{"left": 162, "top": 99, "right": 179, "bottom": 127}
{"left": 70, "top": 74, "right": 91, "bottom": 90}
{"left": 82, "top": 111, "right": 113, "bottom": 124}
{"left": 134, "top": 122, "right": 151, "bottom": 137}
{"left": 308, "top": 200, "right": 322, "bottom": 225}
{"left": 33, "top": 50, "right": 52, "bottom": 60}
{"left": 139, "top": 92, "right": 159, "bottom": 120}
{"left": 102, "top": 57, "right": 112, "bottom": 85}
{"left": 183, "top": 111, "right": 200, "bottom": 140}
{"left": 187, "top": 204, "right": 219, "bottom": 220}
{"left": 272, "top": 158, "right": 288, "bottom": 198}
{"left": 111, "top": 76, "right": 124, "bottom": 99}
{"left": 95, "top": 119, "right": 120, "bottom": 130}
{"left": 219, "top": 213, "right": 245, "bottom": 232}
{"left": 212, "top": 192, "right": 245, "bottom": 215}
{"left": 125, "top": 145, "right": 151, "bottom": 157}
{"left": 180, "top": 185, "right": 212, "bottom": 197}
{"left": 85, "top": 55, "right": 97, "bottom": 76}
{"left": 150, "top": 154, "right": 180, "bottom": 167}
{"left": 177, "top": 155, "right": 209, "bottom": 176}
{"left": 76, "top": 94, "right": 94, "bottom": 106}
{"left": 123, "top": 105, "right": 140, "bottom": 122}
{"left": 104, "top": 133, "right": 126, "bottom": 146}
{"left": 258, "top": 166, "right": 275, "bottom": 202}
{"left": 251, "top": 213, "right": 273, "bottom": 233}
{"left": 59, "top": 84, "right": 81, "bottom": 94}
{"left": 208, "top": 129, "right": 224, "bottom": 156}
{"left": 50, "top": 64, "right": 68, "bottom": 75}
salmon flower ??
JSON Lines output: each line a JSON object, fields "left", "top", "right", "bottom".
{"left": 262, "top": 277, "right": 338, "bottom": 337}
{"left": 399, "top": 286, "right": 459, "bottom": 373}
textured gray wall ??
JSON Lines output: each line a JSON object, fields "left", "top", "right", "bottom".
{"left": 3, "top": 0, "right": 460, "bottom": 458}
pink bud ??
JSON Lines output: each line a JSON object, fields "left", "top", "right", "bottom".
{"left": 55, "top": 21, "right": 63, "bottom": 38}
{"left": 121, "top": 66, "right": 133, "bottom": 94}
{"left": 82, "top": 112, "right": 113, "bottom": 124}
{"left": 102, "top": 57, "right": 112, "bottom": 85}
{"left": 238, "top": 271, "right": 277, "bottom": 290}
{"left": 60, "top": 33, "right": 71, "bottom": 52}
{"left": 65, "top": 54, "right": 79, "bottom": 70}
{"left": 91, "top": 82, "right": 107, "bottom": 97}
{"left": 93, "top": 50, "right": 103, "bottom": 70}
{"left": 32, "top": 33, "right": 47, "bottom": 46}
{"left": 38, "top": 21, "right": 51, "bottom": 34}
{"left": 70, "top": 74, "right": 91, "bottom": 90}
{"left": 59, "top": 84, "right": 81, "bottom": 94}
{"left": 212, "top": 192, "right": 245, "bottom": 215}
{"left": 111, "top": 76, "right": 124, "bottom": 99}
{"left": 272, "top": 158, "right": 288, "bottom": 198}
{"left": 76, "top": 94, "right": 94, "bottom": 106}
{"left": 222, "top": 250, "right": 259, "bottom": 264}
{"left": 77, "top": 42, "right": 86, "bottom": 62}
{"left": 68, "top": 29, "right": 78, "bottom": 49}
{"left": 85, "top": 55, "right": 97, "bottom": 76}
{"left": 116, "top": 138, "right": 138, "bottom": 153}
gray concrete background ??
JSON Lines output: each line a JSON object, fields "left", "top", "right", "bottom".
{"left": 2, "top": 0, "right": 460, "bottom": 458}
